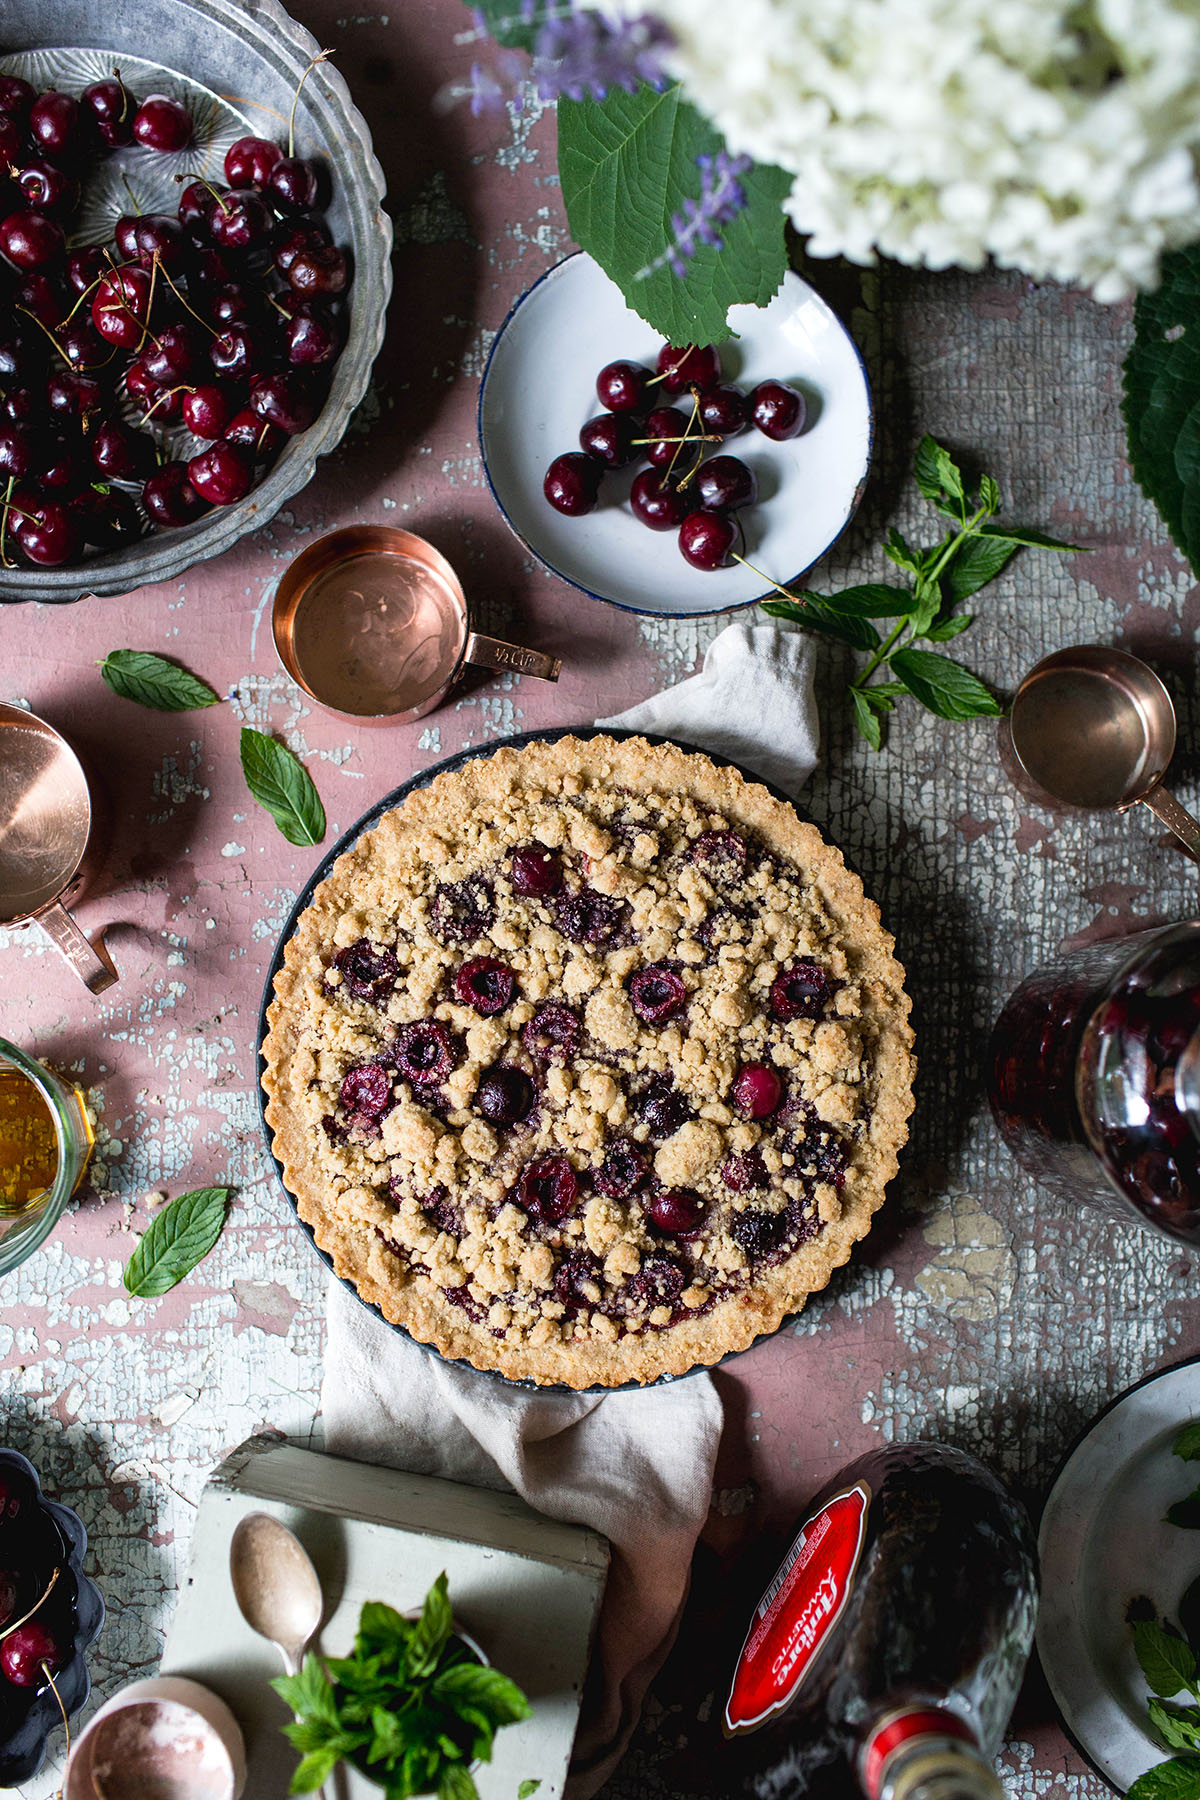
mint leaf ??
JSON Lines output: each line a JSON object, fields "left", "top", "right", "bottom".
{"left": 1165, "top": 1488, "right": 1200, "bottom": 1529}
{"left": 433, "top": 1664, "right": 534, "bottom": 1727}
{"left": 409, "top": 1573, "right": 454, "bottom": 1677}
{"left": 1136, "top": 1620, "right": 1199, "bottom": 1696}
{"left": 291, "top": 1746, "right": 342, "bottom": 1795}
{"left": 100, "top": 648, "right": 220, "bottom": 711}
{"left": 240, "top": 727, "right": 326, "bottom": 848}
{"left": 761, "top": 597, "right": 881, "bottom": 653}
{"left": 123, "top": 1187, "right": 232, "bottom": 1297}
{"left": 923, "top": 614, "right": 974, "bottom": 643}
{"left": 943, "top": 534, "right": 1020, "bottom": 603}
{"left": 1175, "top": 1425, "right": 1200, "bottom": 1462}
{"left": 808, "top": 583, "right": 919, "bottom": 619}
{"left": 273, "top": 1654, "right": 340, "bottom": 1726}
{"left": 978, "top": 473, "right": 1000, "bottom": 514}
{"left": 359, "top": 1602, "right": 412, "bottom": 1654}
{"left": 913, "top": 435, "right": 963, "bottom": 508}
{"left": 889, "top": 648, "right": 1001, "bottom": 722}
{"left": 438, "top": 1766, "right": 480, "bottom": 1800}
{"left": 1127, "top": 1758, "right": 1200, "bottom": 1800}
{"left": 1151, "top": 1701, "right": 1200, "bottom": 1754}
{"left": 975, "top": 522, "right": 1083, "bottom": 552}
{"left": 884, "top": 527, "right": 923, "bottom": 577}
{"left": 558, "top": 83, "right": 791, "bottom": 345}
{"left": 518, "top": 1782, "right": 542, "bottom": 1797}
{"left": 849, "top": 687, "right": 882, "bottom": 750}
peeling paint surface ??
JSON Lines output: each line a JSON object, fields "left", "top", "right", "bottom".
{"left": 1, "top": 7, "right": 1198, "bottom": 1796}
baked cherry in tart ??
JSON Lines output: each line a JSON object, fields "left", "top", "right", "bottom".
{"left": 262, "top": 736, "right": 914, "bottom": 1387}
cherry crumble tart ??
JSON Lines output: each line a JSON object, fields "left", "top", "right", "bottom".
{"left": 262, "top": 737, "right": 914, "bottom": 1386}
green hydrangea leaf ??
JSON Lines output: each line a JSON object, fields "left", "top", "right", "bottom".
{"left": 558, "top": 82, "right": 791, "bottom": 345}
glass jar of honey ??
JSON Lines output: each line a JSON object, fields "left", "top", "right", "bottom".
{"left": 0, "top": 1039, "right": 94, "bottom": 1276}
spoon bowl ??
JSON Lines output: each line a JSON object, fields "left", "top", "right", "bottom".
{"left": 229, "top": 1512, "right": 324, "bottom": 1677}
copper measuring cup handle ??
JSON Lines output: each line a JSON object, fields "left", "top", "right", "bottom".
{"left": 39, "top": 901, "right": 118, "bottom": 994}
{"left": 463, "top": 631, "right": 562, "bottom": 682}
{"left": 1141, "top": 784, "right": 1200, "bottom": 863}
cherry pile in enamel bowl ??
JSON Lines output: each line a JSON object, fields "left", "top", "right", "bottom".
{"left": 542, "top": 341, "right": 806, "bottom": 572}
{"left": 0, "top": 68, "right": 350, "bottom": 568}
{"left": 0, "top": 1460, "right": 82, "bottom": 1761}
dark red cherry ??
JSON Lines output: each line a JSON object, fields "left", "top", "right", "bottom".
{"left": 522, "top": 1003, "right": 580, "bottom": 1065}
{"left": 203, "top": 282, "right": 261, "bottom": 330}
{"left": 287, "top": 243, "right": 347, "bottom": 296}
{"left": 751, "top": 379, "right": 806, "bottom": 440}
{"left": 14, "top": 271, "right": 67, "bottom": 328}
{"left": 11, "top": 495, "right": 82, "bottom": 566}
{"left": 732, "top": 1062, "right": 782, "bottom": 1119}
{"left": 133, "top": 212, "right": 187, "bottom": 272}
{"left": 1, "top": 386, "right": 38, "bottom": 426}
{"left": 339, "top": 1061, "right": 392, "bottom": 1117}
{"left": 648, "top": 1188, "right": 706, "bottom": 1237}
{"left": 657, "top": 342, "right": 721, "bottom": 393}
{"left": 0, "top": 208, "right": 64, "bottom": 270}
{"left": 721, "top": 1148, "right": 769, "bottom": 1192}
{"left": 177, "top": 180, "right": 221, "bottom": 241}
{"left": 143, "top": 322, "right": 200, "bottom": 384}
{"left": 224, "top": 135, "right": 283, "bottom": 189}
{"left": 29, "top": 90, "right": 80, "bottom": 157}
{"left": 630, "top": 469, "right": 687, "bottom": 531}
{"left": 286, "top": 299, "right": 341, "bottom": 366}
{"left": 209, "top": 323, "right": 260, "bottom": 384}
{"left": 511, "top": 845, "right": 562, "bottom": 897}
{"left": 0, "top": 422, "right": 35, "bottom": 478}
{"left": 475, "top": 1066, "right": 534, "bottom": 1126}
{"left": 132, "top": 93, "right": 193, "bottom": 152}
{"left": 0, "top": 1619, "right": 66, "bottom": 1687}
{"left": 16, "top": 158, "right": 79, "bottom": 216}
{"left": 638, "top": 1078, "right": 692, "bottom": 1139}
{"left": 0, "top": 114, "right": 19, "bottom": 169}
{"left": 392, "top": 1019, "right": 456, "bottom": 1087}
{"left": 695, "top": 454, "right": 757, "bottom": 512}
{"left": 455, "top": 956, "right": 516, "bottom": 1015}
{"left": 47, "top": 367, "right": 102, "bottom": 428}
{"left": 330, "top": 938, "right": 398, "bottom": 1003}
{"left": 142, "top": 460, "right": 209, "bottom": 527}
{"left": 41, "top": 433, "right": 85, "bottom": 491}
{"left": 544, "top": 450, "right": 601, "bottom": 517}
{"left": 267, "top": 155, "right": 323, "bottom": 213}
{"left": 209, "top": 187, "right": 272, "bottom": 252}
{"left": 642, "top": 406, "right": 692, "bottom": 469}
{"left": 223, "top": 406, "right": 283, "bottom": 461}
{"left": 188, "top": 440, "right": 254, "bottom": 506}
{"left": 515, "top": 1154, "right": 579, "bottom": 1225}
{"left": 273, "top": 218, "right": 331, "bottom": 276}
{"left": 250, "top": 371, "right": 315, "bottom": 435}
{"left": 182, "top": 383, "right": 235, "bottom": 440}
{"left": 82, "top": 75, "right": 134, "bottom": 147}
{"left": 593, "top": 1138, "right": 649, "bottom": 1199}
{"left": 0, "top": 76, "right": 35, "bottom": 121}
{"left": 0, "top": 1468, "right": 30, "bottom": 1519}
{"left": 59, "top": 318, "right": 108, "bottom": 371}
{"left": 628, "top": 964, "right": 687, "bottom": 1024}
{"left": 66, "top": 245, "right": 107, "bottom": 295}
{"left": 596, "top": 358, "right": 650, "bottom": 414}
{"left": 113, "top": 213, "right": 141, "bottom": 259}
{"left": 579, "top": 411, "right": 637, "bottom": 469}
{"left": 730, "top": 1207, "right": 787, "bottom": 1260}
{"left": 698, "top": 385, "right": 748, "bottom": 436}
{"left": 690, "top": 829, "right": 747, "bottom": 875}
{"left": 679, "top": 509, "right": 736, "bottom": 570}
{"left": 71, "top": 483, "right": 144, "bottom": 549}
{"left": 769, "top": 960, "right": 836, "bottom": 1021}
{"left": 125, "top": 355, "right": 179, "bottom": 421}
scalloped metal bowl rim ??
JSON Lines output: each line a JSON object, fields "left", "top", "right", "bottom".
{"left": 0, "top": 0, "right": 393, "bottom": 605}
{"left": 0, "top": 1447, "right": 105, "bottom": 1784}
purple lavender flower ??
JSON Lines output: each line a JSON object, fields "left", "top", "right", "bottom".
{"left": 637, "top": 149, "right": 752, "bottom": 281}
{"left": 531, "top": 11, "right": 674, "bottom": 102}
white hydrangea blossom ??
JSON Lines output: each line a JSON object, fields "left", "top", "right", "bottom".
{"left": 647, "top": 0, "right": 1200, "bottom": 298}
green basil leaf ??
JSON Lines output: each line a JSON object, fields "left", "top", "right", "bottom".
{"left": 433, "top": 1664, "right": 533, "bottom": 1726}
{"left": 761, "top": 598, "right": 880, "bottom": 652}
{"left": 1127, "top": 1757, "right": 1200, "bottom": 1800}
{"left": 558, "top": 83, "right": 791, "bottom": 345}
{"left": 1136, "top": 1620, "right": 1199, "bottom": 1697}
{"left": 100, "top": 648, "right": 221, "bottom": 711}
{"left": 1165, "top": 1488, "right": 1200, "bottom": 1530}
{"left": 518, "top": 1783, "right": 542, "bottom": 1798}
{"left": 922, "top": 613, "right": 974, "bottom": 643}
{"left": 849, "top": 687, "right": 882, "bottom": 750}
{"left": 407, "top": 1573, "right": 454, "bottom": 1678}
{"left": 123, "top": 1187, "right": 232, "bottom": 1297}
{"left": 801, "top": 582, "right": 919, "bottom": 618}
{"left": 1151, "top": 1701, "right": 1200, "bottom": 1754}
{"left": 240, "top": 726, "right": 326, "bottom": 848}
{"left": 360, "top": 1602, "right": 412, "bottom": 1654}
{"left": 1176, "top": 1425, "right": 1200, "bottom": 1463}
{"left": 943, "top": 533, "right": 1020, "bottom": 602}
{"left": 888, "top": 648, "right": 1001, "bottom": 722}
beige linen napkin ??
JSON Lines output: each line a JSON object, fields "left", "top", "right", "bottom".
{"left": 322, "top": 618, "right": 818, "bottom": 1792}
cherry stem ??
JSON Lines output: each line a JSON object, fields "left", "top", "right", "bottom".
{"left": 288, "top": 49, "right": 332, "bottom": 158}
{"left": 113, "top": 65, "right": 129, "bottom": 123}
{"left": 0, "top": 1563, "right": 61, "bottom": 1642}
{"left": 176, "top": 173, "right": 231, "bottom": 215}
{"left": 631, "top": 433, "right": 722, "bottom": 446}
{"left": 665, "top": 390, "right": 702, "bottom": 484}
{"left": 15, "top": 306, "right": 69, "bottom": 368}
{"left": 42, "top": 1659, "right": 70, "bottom": 1771}
{"left": 120, "top": 172, "right": 144, "bottom": 216}
{"left": 647, "top": 348, "right": 699, "bottom": 389}
{"left": 731, "top": 550, "right": 791, "bottom": 600}
{"left": 152, "top": 255, "right": 217, "bottom": 336}
{"left": 1, "top": 474, "right": 14, "bottom": 570}
{"left": 61, "top": 271, "right": 106, "bottom": 325}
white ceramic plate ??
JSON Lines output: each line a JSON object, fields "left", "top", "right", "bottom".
{"left": 477, "top": 253, "right": 873, "bottom": 618}
{"left": 1038, "top": 1357, "right": 1200, "bottom": 1793}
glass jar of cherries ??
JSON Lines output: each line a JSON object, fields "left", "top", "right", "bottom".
{"left": 988, "top": 922, "right": 1200, "bottom": 1243}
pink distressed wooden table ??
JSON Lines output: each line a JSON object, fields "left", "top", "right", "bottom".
{"left": 3, "top": 2, "right": 1200, "bottom": 1795}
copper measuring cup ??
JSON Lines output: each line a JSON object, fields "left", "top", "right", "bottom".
{"left": 1006, "top": 644, "right": 1200, "bottom": 859}
{"left": 0, "top": 703, "right": 118, "bottom": 994}
{"left": 272, "top": 525, "right": 562, "bottom": 723}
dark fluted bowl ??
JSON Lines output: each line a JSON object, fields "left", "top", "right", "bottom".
{"left": 0, "top": 1448, "right": 105, "bottom": 1784}
{"left": 0, "top": 0, "right": 392, "bottom": 604}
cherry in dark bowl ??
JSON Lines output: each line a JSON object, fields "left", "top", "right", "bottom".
{"left": 0, "top": 1449, "right": 104, "bottom": 1786}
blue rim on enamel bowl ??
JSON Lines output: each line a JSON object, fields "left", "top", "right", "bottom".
{"left": 476, "top": 252, "right": 874, "bottom": 620}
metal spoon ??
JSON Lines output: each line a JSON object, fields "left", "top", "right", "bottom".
{"left": 1007, "top": 644, "right": 1200, "bottom": 859}
{"left": 229, "top": 1511, "right": 324, "bottom": 1676}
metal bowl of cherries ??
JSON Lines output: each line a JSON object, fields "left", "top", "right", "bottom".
{"left": 0, "top": 0, "right": 392, "bottom": 603}
{"left": 0, "top": 1448, "right": 104, "bottom": 1785}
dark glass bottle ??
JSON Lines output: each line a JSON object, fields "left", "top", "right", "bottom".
{"left": 713, "top": 1442, "right": 1037, "bottom": 1800}
{"left": 988, "top": 922, "right": 1200, "bottom": 1242}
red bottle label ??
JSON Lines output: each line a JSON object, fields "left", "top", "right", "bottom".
{"left": 724, "top": 1482, "right": 870, "bottom": 1735}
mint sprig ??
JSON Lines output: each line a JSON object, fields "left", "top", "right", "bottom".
{"left": 123, "top": 1187, "right": 232, "bottom": 1297}
{"left": 1127, "top": 1427, "right": 1200, "bottom": 1800}
{"left": 240, "top": 726, "right": 326, "bottom": 848}
{"left": 272, "top": 1573, "right": 532, "bottom": 1799}
{"left": 760, "top": 434, "right": 1083, "bottom": 749}
{"left": 100, "top": 648, "right": 221, "bottom": 711}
